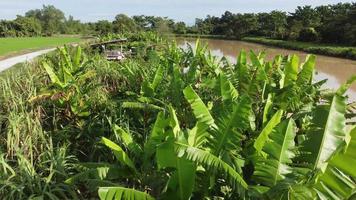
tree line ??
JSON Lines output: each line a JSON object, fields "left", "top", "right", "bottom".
{"left": 0, "top": 5, "right": 87, "bottom": 37}
{"left": 191, "top": 2, "right": 356, "bottom": 45}
{"left": 1, "top": 3, "right": 355, "bottom": 45}
{"left": 0, "top": 5, "right": 183, "bottom": 37}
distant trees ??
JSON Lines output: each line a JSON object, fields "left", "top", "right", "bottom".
{"left": 191, "top": 2, "right": 356, "bottom": 45}
{"left": 316, "top": 3, "right": 356, "bottom": 44}
{"left": 232, "top": 13, "right": 258, "bottom": 39}
{"left": 173, "top": 22, "right": 187, "bottom": 34}
{"left": 257, "top": 11, "right": 288, "bottom": 39}
{"left": 113, "top": 14, "right": 138, "bottom": 33}
{"left": 0, "top": 2, "right": 355, "bottom": 46}
{"left": 62, "top": 15, "right": 86, "bottom": 34}
{"left": 95, "top": 20, "right": 113, "bottom": 35}
{"left": 0, "top": 5, "right": 85, "bottom": 37}
{"left": 0, "top": 16, "right": 42, "bottom": 37}
{"left": 25, "top": 5, "right": 66, "bottom": 35}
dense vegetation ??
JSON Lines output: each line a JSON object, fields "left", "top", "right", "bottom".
{"left": 0, "top": 32, "right": 355, "bottom": 199}
{"left": 0, "top": 5, "right": 181, "bottom": 37}
{"left": 0, "top": 5, "right": 87, "bottom": 37}
{"left": 1, "top": 2, "right": 356, "bottom": 47}
{"left": 191, "top": 2, "right": 356, "bottom": 46}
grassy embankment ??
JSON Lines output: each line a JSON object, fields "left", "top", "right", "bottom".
{"left": 173, "top": 34, "right": 356, "bottom": 60}
{"left": 242, "top": 37, "right": 356, "bottom": 60}
{"left": 0, "top": 36, "right": 82, "bottom": 60}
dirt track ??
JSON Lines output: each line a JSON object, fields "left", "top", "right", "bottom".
{"left": 0, "top": 48, "right": 55, "bottom": 73}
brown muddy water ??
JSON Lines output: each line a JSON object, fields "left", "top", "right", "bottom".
{"left": 176, "top": 38, "right": 356, "bottom": 101}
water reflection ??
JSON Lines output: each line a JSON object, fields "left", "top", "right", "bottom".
{"left": 176, "top": 38, "right": 356, "bottom": 101}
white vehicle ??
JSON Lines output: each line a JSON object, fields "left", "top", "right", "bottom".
{"left": 105, "top": 50, "right": 125, "bottom": 61}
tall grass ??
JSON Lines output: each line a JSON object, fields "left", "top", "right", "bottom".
{"left": 0, "top": 60, "right": 78, "bottom": 199}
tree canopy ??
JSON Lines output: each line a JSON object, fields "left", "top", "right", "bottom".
{"left": 0, "top": 2, "right": 355, "bottom": 45}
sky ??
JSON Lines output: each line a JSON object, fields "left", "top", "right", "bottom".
{"left": 0, "top": 0, "right": 354, "bottom": 24}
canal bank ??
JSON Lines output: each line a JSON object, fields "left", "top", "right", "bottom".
{"left": 176, "top": 37, "right": 356, "bottom": 101}
{"left": 172, "top": 34, "right": 356, "bottom": 60}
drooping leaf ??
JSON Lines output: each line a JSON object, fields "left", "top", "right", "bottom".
{"left": 59, "top": 46, "right": 73, "bottom": 71}
{"left": 266, "top": 181, "right": 316, "bottom": 200}
{"left": 43, "top": 62, "right": 64, "bottom": 88}
{"left": 183, "top": 85, "right": 215, "bottom": 128}
{"left": 122, "top": 102, "right": 164, "bottom": 112}
{"left": 314, "top": 127, "right": 356, "bottom": 200}
{"left": 297, "top": 55, "right": 315, "bottom": 84}
{"left": 336, "top": 75, "right": 356, "bottom": 96}
{"left": 144, "top": 112, "right": 168, "bottom": 160}
{"left": 262, "top": 93, "right": 274, "bottom": 126}
{"left": 254, "top": 110, "right": 284, "bottom": 154}
{"left": 154, "top": 107, "right": 196, "bottom": 200}
{"left": 98, "top": 187, "right": 155, "bottom": 200}
{"left": 212, "top": 96, "right": 251, "bottom": 155}
{"left": 164, "top": 157, "right": 196, "bottom": 200}
{"left": 113, "top": 125, "right": 142, "bottom": 157}
{"left": 219, "top": 72, "right": 239, "bottom": 103}
{"left": 300, "top": 93, "right": 347, "bottom": 171}
{"left": 188, "top": 121, "right": 209, "bottom": 147}
{"left": 253, "top": 119, "right": 296, "bottom": 187}
{"left": 151, "top": 65, "right": 164, "bottom": 92}
{"left": 101, "top": 137, "right": 136, "bottom": 171}
{"left": 73, "top": 46, "right": 82, "bottom": 70}
{"left": 65, "top": 164, "right": 126, "bottom": 185}
{"left": 237, "top": 50, "right": 247, "bottom": 66}
{"left": 176, "top": 143, "right": 248, "bottom": 190}
{"left": 282, "top": 55, "right": 299, "bottom": 87}
{"left": 249, "top": 50, "right": 262, "bottom": 68}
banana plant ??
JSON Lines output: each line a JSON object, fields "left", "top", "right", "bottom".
{"left": 250, "top": 76, "right": 356, "bottom": 199}
{"left": 60, "top": 35, "right": 356, "bottom": 200}
{"left": 30, "top": 46, "right": 94, "bottom": 117}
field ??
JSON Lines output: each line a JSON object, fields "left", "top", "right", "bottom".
{"left": 0, "top": 36, "right": 82, "bottom": 59}
{"left": 0, "top": 32, "right": 355, "bottom": 200}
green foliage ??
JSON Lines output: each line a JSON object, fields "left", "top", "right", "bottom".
{"left": 253, "top": 119, "right": 296, "bottom": 187}
{"left": 183, "top": 85, "right": 215, "bottom": 128}
{"left": 1, "top": 33, "right": 355, "bottom": 200}
{"left": 101, "top": 137, "right": 136, "bottom": 171}
{"left": 314, "top": 127, "right": 356, "bottom": 199}
{"left": 99, "top": 187, "right": 155, "bottom": 200}
{"left": 254, "top": 110, "right": 283, "bottom": 153}
{"left": 299, "top": 93, "right": 347, "bottom": 171}
{"left": 191, "top": 3, "right": 356, "bottom": 47}
{"left": 31, "top": 46, "right": 93, "bottom": 118}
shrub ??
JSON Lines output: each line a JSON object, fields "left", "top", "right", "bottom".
{"left": 298, "top": 27, "right": 319, "bottom": 42}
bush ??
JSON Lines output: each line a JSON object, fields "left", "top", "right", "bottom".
{"left": 298, "top": 27, "right": 319, "bottom": 42}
